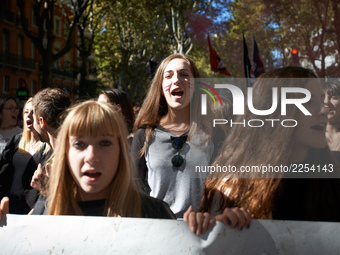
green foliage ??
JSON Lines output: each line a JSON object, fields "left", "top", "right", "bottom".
{"left": 93, "top": 0, "right": 211, "bottom": 101}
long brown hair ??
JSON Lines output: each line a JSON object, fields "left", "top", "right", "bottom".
{"left": 200, "top": 66, "right": 325, "bottom": 219}
{"left": 99, "top": 88, "right": 135, "bottom": 134}
{"left": 133, "top": 54, "right": 200, "bottom": 156}
{"left": 47, "top": 101, "right": 142, "bottom": 216}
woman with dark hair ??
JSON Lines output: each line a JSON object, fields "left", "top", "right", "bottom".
{"left": 0, "top": 96, "right": 22, "bottom": 156}
{"left": 98, "top": 89, "right": 135, "bottom": 135}
{"left": 323, "top": 81, "right": 340, "bottom": 161}
{"left": 201, "top": 66, "right": 340, "bottom": 222}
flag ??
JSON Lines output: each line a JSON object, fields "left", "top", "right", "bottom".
{"left": 252, "top": 35, "right": 265, "bottom": 77}
{"left": 207, "top": 35, "right": 231, "bottom": 76}
{"left": 243, "top": 33, "right": 251, "bottom": 79}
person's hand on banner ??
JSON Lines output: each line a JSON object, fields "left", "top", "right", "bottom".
{"left": 30, "top": 163, "right": 50, "bottom": 195}
{"left": 183, "top": 205, "right": 215, "bottom": 236}
{"left": 0, "top": 196, "right": 9, "bottom": 222}
{"left": 215, "top": 207, "right": 251, "bottom": 230}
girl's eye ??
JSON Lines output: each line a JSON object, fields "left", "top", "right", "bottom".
{"left": 165, "top": 75, "right": 171, "bottom": 79}
{"left": 100, "top": 140, "right": 112, "bottom": 146}
{"left": 73, "top": 141, "right": 85, "bottom": 148}
{"left": 181, "top": 73, "right": 188, "bottom": 77}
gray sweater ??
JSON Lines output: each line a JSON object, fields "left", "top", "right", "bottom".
{"left": 132, "top": 125, "right": 213, "bottom": 218}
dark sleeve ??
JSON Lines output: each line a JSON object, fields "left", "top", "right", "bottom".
{"left": 23, "top": 143, "right": 53, "bottom": 209}
{"left": 0, "top": 134, "right": 21, "bottom": 198}
{"left": 141, "top": 195, "right": 176, "bottom": 219}
{"left": 0, "top": 134, "right": 21, "bottom": 165}
{"left": 131, "top": 128, "right": 151, "bottom": 194}
{"left": 31, "top": 195, "right": 47, "bottom": 215}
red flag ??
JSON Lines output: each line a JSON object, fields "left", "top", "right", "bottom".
{"left": 208, "top": 36, "right": 231, "bottom": 76}
{"left": 252, "top": 35, "right": 265, "bottom": 77}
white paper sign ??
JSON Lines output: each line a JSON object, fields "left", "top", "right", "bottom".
{"left": 0, "top": 214, "right": 339, "bottom": 254}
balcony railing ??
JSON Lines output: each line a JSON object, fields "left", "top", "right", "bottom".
{"left": 0, "top": 53, "right": 36, "bottom": 71}
{"left": 52, "top": 68, "right": 77, "bottom": 79}
{"left": 0, "top": 11, "right": 14, "bottom": 23}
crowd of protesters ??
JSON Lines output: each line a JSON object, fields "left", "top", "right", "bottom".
{"left": 1, "top": 54, "right": 340, "bottom": 241}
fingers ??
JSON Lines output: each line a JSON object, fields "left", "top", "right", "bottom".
{"left": 183, "top": 205, "right": 193, "bottom": 222}
{"left": 188, "top": 210, "right": 199, "bottom": 234}
{"left": 184, "top": 206, "right": 214, "bottom": 236}
{"left": 30, "top": 168, "right": 41, "bottom": 191}
{"left": 215, "top": 207, "right": 251, "bottom": 230}
{"left": 0, "top": 197, "right": 10, "bottom": 221}
{"left": 30, "top": 164, "right": 48, "bottom": 192}
{"left": 45, "top": 163, "right": 51, "bottom": 177}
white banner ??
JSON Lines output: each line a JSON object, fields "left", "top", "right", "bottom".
{"left": 0, "top": 214, "right": 339, "bottom": 254}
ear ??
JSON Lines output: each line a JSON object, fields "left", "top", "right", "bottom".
{"left": 39, "top": 117, "right": 47, "bottom": 129}
{"left": 116, "top": 104, "right": 122, "bottom": 112}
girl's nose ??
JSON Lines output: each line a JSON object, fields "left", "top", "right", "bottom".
{"left": 84, "top": 145, "right": 99, "bottom": 163}
{"left": 320, "top": 103, "right": 329, "bottom": 116}
{"left": 172, "top": 73, "right": 179, "bottom": 84}
{"left": 324, "top": 94, "right": 331, "bottom": 105}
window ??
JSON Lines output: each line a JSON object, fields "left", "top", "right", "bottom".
{"left": 18, "top": 35, "right": 24, "bottom": 56}
{"left": 54, "top": 42, "right": 61, "bottom": 69}
{"left": 32, "top": 9, "right": 37, "bottom": 27}
{"left": 31, "top": 42, "right": 36, "bottom": 60}
{"left": 64, "top": 22, "right": 70, "bottom": 39}
{"left": 18, "top": 35, "right": 24, "bottom": 66}
{"left": 54, "top": 16, "right": 61, "bottom": 37}
{"left": 17, "top": 9, "right": 22, "bottom": 27}
{"left": 3, "top": 76, "right": 10, "bottom": 93}
{"left": 31, "top": 80, "right": 37, "bottom": 95}
{"left": 3, "top": 29, "right": 10, "bottom": 54}
{"left": 64, "top": 52, "right": 70, "bottom": 71}
{"left": 17, "top": 79, "right": 21, "bottom": 89}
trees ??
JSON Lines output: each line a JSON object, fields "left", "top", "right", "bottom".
{"left": 195, "top": 0, "right": 276, "bottom": 78}
{"left": 93, "top": 0, "right": 172, "bottom": 101}
{"left": 17, "top": 0, "right": 89, "bottom": 87}
{"left": 93, "top": 0, "right": 211, "bottom": 101}
{"left": 74, "top": 0, "right": 100, "bottom": 98}
{"left": 263, "top": 0, "right": 338, "bottom": 77}
{"left": 158, "top": 0, "right": 212, "bottom": 55}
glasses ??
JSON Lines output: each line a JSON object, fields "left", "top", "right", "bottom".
{"left": 3, "top": 107, "right": 19, "bottom": 112}
{"left": 171, "top": 135, "right": 188, "bottom": 168}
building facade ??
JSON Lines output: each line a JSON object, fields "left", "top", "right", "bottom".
{"left": 0, "top": 0, "right": 80, "bottom": 101}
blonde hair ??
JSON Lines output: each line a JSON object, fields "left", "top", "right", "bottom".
{"left": 201, "top": 66, "right": 320, "bottom": 218}
{"left": 18, "top": 98, "right": 50, "bottom": 155}
{"left": 47, "top": 100, "right": 142, "bottom": 216}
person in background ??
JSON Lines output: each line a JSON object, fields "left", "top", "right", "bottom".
{"left": 98, "top": 89, "right": 135, "bottom": 143}
{"left": 0, "top": 96, "right": 22, "bottom": 157}
{"left": 16, "top": 107, "right": 23, "bottom": 129}
{"left": 30, "top": 88, "right": 72, "bottom": 194}
{"left": 201, "top": 67, "right": 340, "bottom": 222}
{"left": 132, "top": 101, "right": 141, "bottom": 117}
{"left": 131, "top": 54, "right": 250, "bottom": 229}
{"left": 0, "top": 98, "right": 51, "bottom": 214}
{"left": 323, "top": 81, "right": 340, "bottom": 162}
